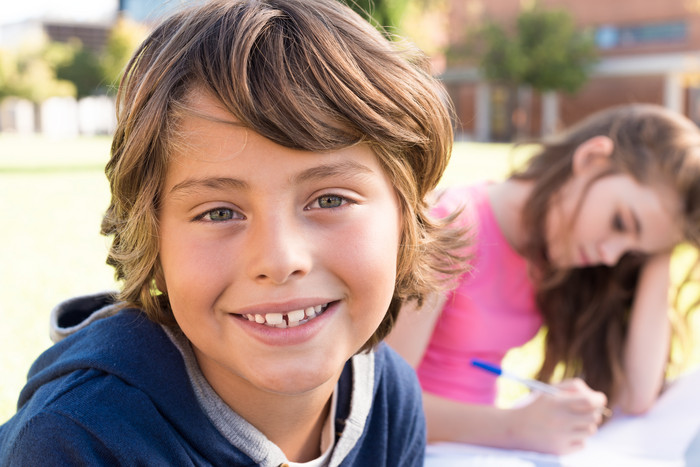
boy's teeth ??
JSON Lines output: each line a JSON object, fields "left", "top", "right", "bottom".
{"left": 243, "top": 303, "right": 329, "bottom": 327}
{"left": 265, "top": 313, "right": 284, "bottom": 325}
{"left": 287, "top": 309, "right": 305, "bottom": 323}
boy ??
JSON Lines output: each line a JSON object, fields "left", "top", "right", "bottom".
{"left": 0, "top": 0, "right": 466, "bottom": 464}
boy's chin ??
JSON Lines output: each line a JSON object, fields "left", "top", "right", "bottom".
{"left": 242, "top": 347, "right": 351, "bottom": 397}
{"left": 252, "top": 366, "right": 341, "bottom": 397}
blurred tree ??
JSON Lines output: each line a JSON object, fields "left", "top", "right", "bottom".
{"left": 0, "top": 50, "right": 19, "bottom": 100}
{"left": 481, "top": 7, "right": 598, "bottom": 93}
{"left": 399, "top": 0, "right": 450, "bottom": 59}
{"left": 53, "top": 40, "right": 104, "bottom": 99}
{"left": 454, "top": 4, "right": 598, "bottom": 140}
{"left": 13, "top": 56, "right": 76, "bottom": 103}
{"left": 0, "top": 35, "right": 76, "bottom": 103}
{"left": 340, "top": 0, "right": 411, "bottom": 33}
{"left": 0, "top": 18, "right": 147, "bottom": 103}
{"left": 100, "top": 17, "right": 148, "bottom": 93}
{"left": 340, "top": 0, "right": 450, "bottom": 68}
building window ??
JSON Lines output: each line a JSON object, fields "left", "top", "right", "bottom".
{"left": 595, "top": 21, "right": 687, "bottom": 49}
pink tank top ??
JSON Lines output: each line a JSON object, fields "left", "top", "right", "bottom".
{"left": 416, "top": 183, "right": 542, "bottom": 405}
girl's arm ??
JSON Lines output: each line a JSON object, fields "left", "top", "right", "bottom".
{"left": 385, "top": 293, "right": 447, "bottom": 368}
{"left": 424, "top": 382, "right": 606, "bottom": 455}
{"left": 616, "top": 252, "right": 673, "bottom": 414}
{"left": 387, "top": 293, "right": 607, "bottom": 454}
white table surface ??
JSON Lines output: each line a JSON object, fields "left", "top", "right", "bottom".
{"left": 425, "top": 368, "right": 700, "bottom": 467}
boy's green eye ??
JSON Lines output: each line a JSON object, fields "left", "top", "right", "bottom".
{"left": 318, "top": 195, "right": 343, "bottom": 208}
{"left": 208, "top": 208, "right": 234, "bottom": 221}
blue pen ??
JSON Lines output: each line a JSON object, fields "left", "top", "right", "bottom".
{"left": 471, "top": 358, "right": 613, "bottom": 416}
{"left": 471, "top": 359, "right": 560, "bottom": 395}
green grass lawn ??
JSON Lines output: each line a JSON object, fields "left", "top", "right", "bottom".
{"left": 0, "top": 135, "right": 698, "bottom": 423}
{"left": 0, "top": 135, "right": 117, "bottom": 423}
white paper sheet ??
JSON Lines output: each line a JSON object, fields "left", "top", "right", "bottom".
{"left": 425, "top": 368, "right": 700, "bottom": 467}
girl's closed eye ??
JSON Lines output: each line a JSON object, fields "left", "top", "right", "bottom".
{"left": 194, "top": 207, "right": 245, "bottom": 222}
{"left": 612, "top": 212, "right": 625, "bottom": 232}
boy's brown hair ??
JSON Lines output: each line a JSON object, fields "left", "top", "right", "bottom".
{"left": 102, "top": 0, "right": 467, "bottom": 350}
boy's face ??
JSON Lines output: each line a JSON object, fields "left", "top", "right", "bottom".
{"left": 158, "top": 91, "right": 401, "bottom": 402}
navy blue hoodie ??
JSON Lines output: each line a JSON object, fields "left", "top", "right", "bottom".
{"left": 0, "top": 293, "right": 426, "bottom": 466}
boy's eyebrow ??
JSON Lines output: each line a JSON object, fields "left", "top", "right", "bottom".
{"left": 168, "top": 177, "right": 248, "bottom": 198}
{"left": 292, "top": 160, "right": 375, "bottom": 184}
{"left": 167, "top": 160, "right": 376, "bottom": 197}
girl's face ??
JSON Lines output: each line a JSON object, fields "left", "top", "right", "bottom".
{"left": 546, "top": 171, "right": 682, "bottom": 270}
{"left": 158, "top": 92, "right": 400, "bottom": 405}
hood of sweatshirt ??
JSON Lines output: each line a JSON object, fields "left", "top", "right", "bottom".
{"left": 4, "top": 292, "right": 381, "bottom": 466}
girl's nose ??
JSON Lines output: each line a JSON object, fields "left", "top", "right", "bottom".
{"left": 244, "top": 215, "right": 312, "bottom": 284}
{"left": 599, "top": 239, "right": 627, "bottom": 267}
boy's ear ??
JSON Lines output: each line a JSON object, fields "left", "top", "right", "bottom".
{"left": 572, "top": 135, "right": 614, "bottom": 176}
{"left": 154, "top": 260, "right": 168, "bottom": 295}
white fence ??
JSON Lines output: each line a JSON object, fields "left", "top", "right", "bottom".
{"left": 0, "top": 95, "right": 116, "bottom": 137}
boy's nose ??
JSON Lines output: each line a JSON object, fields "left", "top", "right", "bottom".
{"left": 245, "top": 215, "right": 312, "bottom": 284}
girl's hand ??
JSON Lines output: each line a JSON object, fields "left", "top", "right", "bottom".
{"left": 509, "top": 378, "right": 607, "bottom": 454}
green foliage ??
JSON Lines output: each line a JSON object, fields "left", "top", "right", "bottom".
{"left": 0, "top": 50, "right": 19, "bottom": 100}
{"left": 15, "top": 58, "right": 76, "bottom": 102}
{"left": 473, "top": 6, "right": 598, "bottom": 93}
{"left": 515, "top": 8, "right": 598, "bottom": 93}
{"left": 0, "top": 18, "right": 147, "bottom": 102}
{"left": 54, "top": 40, "right": 104, "bottom": 99}
{"left": 100, "top": 18, "right": 148, "bottom": 93}
{"left": 341, "top": 0, "right": 448, "bottom": 54}
{"left": 479, "top": 23, "right": 529, "bottom": 86}
{"left": 340, "top": 0, "right": 411, "bottom": 33}
{"left": 0, "top": 35, "right": 76, "bottom": 102}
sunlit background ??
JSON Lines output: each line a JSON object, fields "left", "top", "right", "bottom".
{"left": 2, "top": 0, "right": 700, "bottom": 423}
{"left": 4, "top": 0, "right": 700, "bottom": 140}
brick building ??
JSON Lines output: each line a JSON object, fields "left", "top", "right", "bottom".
{"left": 442, "top": 0, "right": 700, "bottom": 140}
{"left": 0, "top": 20, "right": 111, "bottom": 55}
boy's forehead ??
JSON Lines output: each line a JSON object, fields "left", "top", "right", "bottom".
{"left": 181, "top": 88, "right": 238, "bottom": 125}
{"left": 169, "top": 90, "right": 247, "bottom": 158}
{"left": 167, "top": 94, "right": 383, "bottom": 175}
{"left": 173, "top": 87, "right": 363, "bottom": 160}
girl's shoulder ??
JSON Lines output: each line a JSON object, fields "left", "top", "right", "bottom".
{"left": 430, "top": 182, "right": 492, "bottom": 228}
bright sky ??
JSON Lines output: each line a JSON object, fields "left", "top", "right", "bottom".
{"left": 2, "top": 0, "right": 119, "bottom": 25}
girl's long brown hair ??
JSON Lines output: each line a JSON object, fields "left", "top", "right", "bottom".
{"left": 512, "top": 104, "right": 700, "bottom": 400}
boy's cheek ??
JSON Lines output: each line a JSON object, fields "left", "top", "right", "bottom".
{"left": 159, "top": 234, "right": 232, "bottom": 299}
{"left": 342, "top": 222, "right": 400, "bottom": 295}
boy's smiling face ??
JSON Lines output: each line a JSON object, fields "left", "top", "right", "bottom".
{"left": 158, "top": 91, "right": 401, "bottom": 403}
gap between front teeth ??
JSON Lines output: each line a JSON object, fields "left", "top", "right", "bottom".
{"left": 244, "top": 304, "right": 327, "bottom": 328}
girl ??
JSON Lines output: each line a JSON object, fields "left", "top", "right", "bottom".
{"left": 388, "top": 103, "right": 700, "bottom": 454}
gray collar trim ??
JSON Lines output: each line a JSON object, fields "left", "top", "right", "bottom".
{"left": 162, "top": 326, "right": 375, "bottom": 467}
